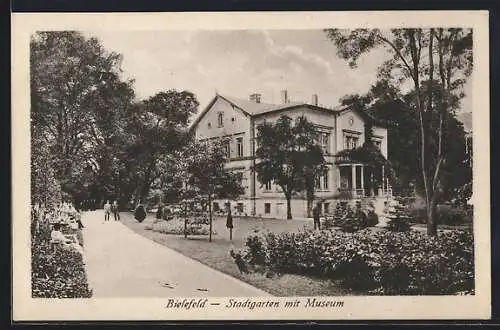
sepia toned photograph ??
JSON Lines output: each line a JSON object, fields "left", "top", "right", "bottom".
{"left": 12, "top": 11, "right": 490, "bottom": 321}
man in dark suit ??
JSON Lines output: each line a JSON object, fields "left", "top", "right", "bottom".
{"left": 313, "top": 203, "right": 321, "bottom": 230}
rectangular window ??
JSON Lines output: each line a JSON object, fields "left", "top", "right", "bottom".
{"left": 320, "top": 133, "right": 330, "bottom": 154}
{"left": 315, "top": 176, "right": 321, "bottom": 190}
{"left": 237, "top": 203, "right": 244, "bottom": 213}
{"left": 351, "top": 137, "right": 359, "bottom": 149}
{"left": 264, "top": 203, "right": 271, "bottom": 214}
{"left": 236, "top": 137, "right": 243, "bottom": 157}
{"left": 344, "top": 135, "right": 359, "bottom": 150}
{"left": 224, "top": 143, "right": 231, "bottom": 159}
{"left": 217, "top": 112, "right": 224, "bottom": 127}
{"left": 323, "top": 171, "right": 329, "bottom": 190}
{"left": 324, "top": 203, "right": 330, "bottom": 214}
{"left": 265, "top": 181, "right": 272, "bottom": 191}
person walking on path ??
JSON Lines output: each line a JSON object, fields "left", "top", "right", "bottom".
{"left": 112, "top": 200, "right": 120, "bottom": 221}
{"left": 313, "top": 203, "right": 321, "bottom": 230}
{"left": 104, "top": 201, "right": 111, "bottom": 221}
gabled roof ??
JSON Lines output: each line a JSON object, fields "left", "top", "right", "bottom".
{"left": 189, "top": 93, "right": 388, "bottom": 131}
{"left": 221, "top": 95, "right": 304, "bottom": 116}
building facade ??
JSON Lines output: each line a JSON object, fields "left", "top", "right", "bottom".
{"left": 190, "top": 91, "right": 391, "bottom": 219}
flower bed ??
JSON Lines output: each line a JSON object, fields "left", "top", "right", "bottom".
{"left": 145, "top": 218, "right": 217, "bottom": 236}
{"left": 238, "top": 228, "right": 474, "bottom": 295}
{"left": 31, "top": 219, "right": 92, "bottom": 298}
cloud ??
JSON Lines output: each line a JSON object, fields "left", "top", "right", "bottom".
{"left": 86, "top": 30, "right": 397, "bottom": 109}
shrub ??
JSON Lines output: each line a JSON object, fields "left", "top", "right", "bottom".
{"left": 365, "top": 210, "right": 379, "bottom": 227}
{"left": 32, "top": 220, "right": 92, "bottom": 298}
{"left": 385, "top": 203, "right": 413, "bottom": 232}
{"left": 408, "top": 205, "right": 472, "bottom": 226}
{"left": 32, "top": 240, "right": 93, "bottom": 298}
{"left": 244, "top": 231, "right": 268, "bottom": 266}
{"left": 134, "top": 205, "right": 147, "bottom": 222}
{"left": 240, "top": 228, "right": 474, "bottom": 295}
{"left": 386, "top": 217, "right": 412, "bottom": 232}
{"left": 323, "top": 202, "right": 378, "bottom": 232}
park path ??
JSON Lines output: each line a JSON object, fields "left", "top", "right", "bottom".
{"left": 81, "top": 211, "right": 271, "bottom": 297}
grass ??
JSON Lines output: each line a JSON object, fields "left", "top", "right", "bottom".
{"left": 121, "top": 212, "right": 353, "bottom": 297}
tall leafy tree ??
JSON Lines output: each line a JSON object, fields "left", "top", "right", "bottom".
{"left": 186, "top": 139, "right": 244, "bottom": 242}
{"left": 30, "top": 31, "right": 136, "bottom": 206}
{"left": 125, "top": 90, "right": 199, "bottom": 202}
{"left": 254, "top": 115, "right": 326, "bottom": 220}
{"left": 325, "top": 28, "right": 472, "bottom": 235}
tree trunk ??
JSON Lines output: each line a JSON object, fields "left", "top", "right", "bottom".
{"left": 426, "top": 200, "right": 438, "bottom": 236}
{"left": 286, "top": 193, "right": 292, "bottom": 220}
{"left": 306, "top": 199, "right": 313, "bottom": 218}
{"left": 184, "top": 201, "right": 188, "bottom": 239}
{"left": 208, "top": 194, "right": 213, "bottom": 242}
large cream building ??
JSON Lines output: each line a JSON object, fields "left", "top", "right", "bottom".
{"left": 190, "top": 90, "right": 391, "bottom": 219}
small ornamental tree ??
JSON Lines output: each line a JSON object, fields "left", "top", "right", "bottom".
{"left": 187, "top": 139, "right": 244, "bottom": 242}
{"left": 254, "top": 115, "right": 326, "bottom": 220}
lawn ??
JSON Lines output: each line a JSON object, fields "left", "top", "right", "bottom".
{"left": 120, "top": 212, "right": 354, "bottom": 297}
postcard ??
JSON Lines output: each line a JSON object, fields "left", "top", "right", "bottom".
{"left": 12, "top": 10, "right": 490, "bottom": 321}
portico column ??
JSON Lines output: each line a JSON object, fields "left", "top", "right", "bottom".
{"left": 351, "top": 165, "right": 357, "bottom": 197}
{"left": 381, "top": 165, "right": 385, "bottom": 193}
{"left": 336, "top": 167, "right": 341, "bottom": 190}
{"left": 360, "top": 165, "right": 364, "bottom": 196}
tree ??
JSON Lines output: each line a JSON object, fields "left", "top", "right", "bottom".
{"left": 325, "top": 28, "right": 472, "bottom": 235}
{"left": 30, "top": 31, "right": 136, "bottom": 206}
{"left": 31, "top": 126, "right": 62, "bottom": 206}
{"left": 339, "top": 79, "right": 469, "bottom": 200}
{"left": 254, "top": 115, "right": 326, "bottom": 220}
{"left": 124, "top": 90, "right": 199, "bottom": 202}
{"left": 186, "top": 139, "right": 244, "bottom": 242}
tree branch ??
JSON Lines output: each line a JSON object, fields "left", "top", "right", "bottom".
{"left": 377, "top": 34, "right": 415, "bottom": 80}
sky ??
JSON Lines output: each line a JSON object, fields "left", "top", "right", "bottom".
{"left": 85, "top": 30, "right": 472, "bottom": 116}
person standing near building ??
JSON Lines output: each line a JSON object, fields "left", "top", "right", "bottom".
{"left": 313, "top": 203, "right": 321, "bottom": 230}
{"left": 112, "top": 200, "right": 120, "bottom": 221}
{"left": 104, "top": 200, "right": 111, "bottom": 221}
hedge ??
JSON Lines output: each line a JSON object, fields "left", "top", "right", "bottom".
{"left": 32, "top": 220, "right": 92, "bottom": 298}
{"left": 239, "top": 228, "right": 474, "bottom": 295}
{"left": 408, "top": 204, "right": 473, "bottom": 226}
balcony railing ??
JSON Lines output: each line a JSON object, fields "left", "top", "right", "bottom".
{"left": 337, "top": 187, "right": 392, "bottom": 199}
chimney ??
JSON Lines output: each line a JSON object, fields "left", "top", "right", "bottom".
{"left": 249, "top": 93, "right": 261, "bottom": 103}
{"left": 281, "top": 90, "right": 289, "bottom": 104}
{"left": 311, "top": 94, "right": 318, "bottom": 106}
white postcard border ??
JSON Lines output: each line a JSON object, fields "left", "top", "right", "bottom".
{"left": 12, "top": 10, "right": 491, "bottom": 321}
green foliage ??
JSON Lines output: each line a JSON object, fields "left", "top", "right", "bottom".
{"left": 254, "top": 115, "right": 326, "bottom": 219}
{"left": 127, "top": 90, "right": 199, "bottom": 200}
{"left": 186, "top": 139, "right": 245, "bottom": 201}
{"left": 240, "top": 229, "right": 474, "bottom": 295}
{"left": 408, "top": 204, "right": 472, "bottom": 226}
{"left": 30, "top": 31, "right": 138, "bottom": 206}
{"left": 325, "top": 28, "right": 473, "bottom": 236}
{"left": 134, "top": 205, "right": 147, "bottom": 222}
{"left": 323, "top": 202, "right": 378, "bottom": 232}
{"left": 31, "top": 131, "right": 62, "bottom": 206}
{"left": 385, "top": 203, "right": 413, "bottom": 232}
{"left": 31, "top": 218, "right": 92, "bottom": 298}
